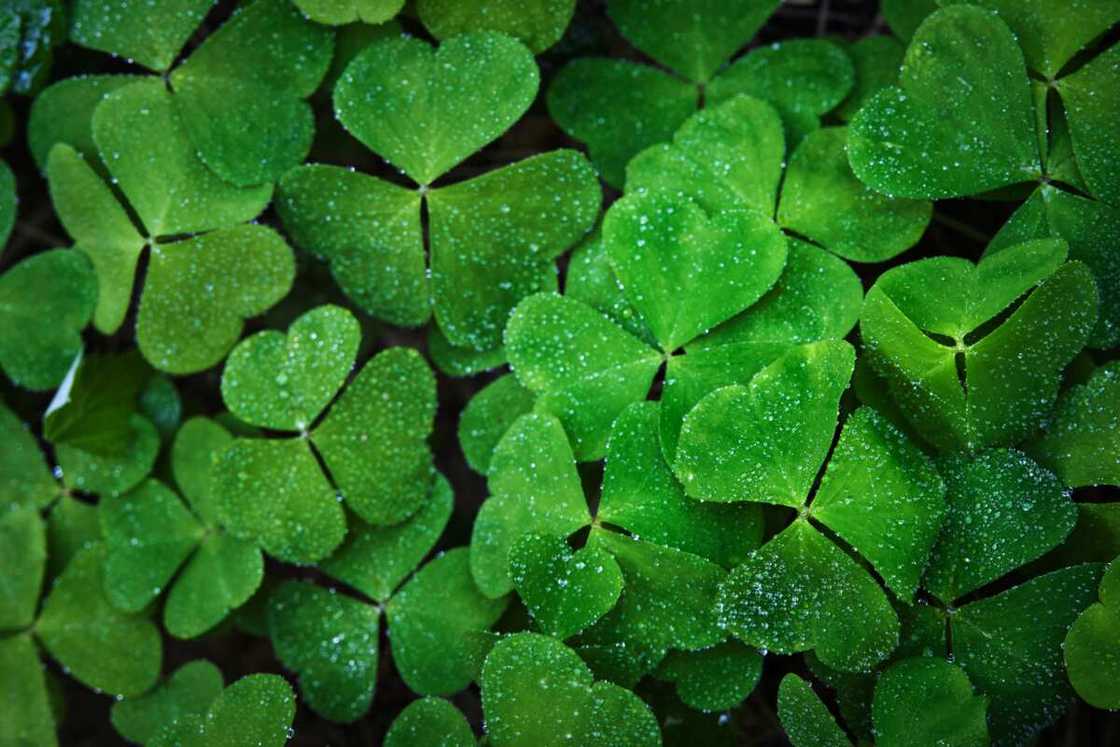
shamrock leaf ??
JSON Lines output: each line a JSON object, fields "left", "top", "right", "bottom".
{"left": 1028, "top": 362, "right": 1120, "bottom": 488}
{"left": 418, "top": 0, "right": 574, "bottom": 53}
{"left": 656, "top": 641, "right": 762, "bottom": 712}
{"left": 1064, "top": 560, "right": 1120, "bottom": 710}
{"left": 881, "top": 0, "right": 938, "bottom": 41}
{"left": 111, "top": 660, "right": 224, "bottom": 745}
{"left": 69, "top": 0, "right": 216, "bottom": 72}
{"left": 777, "top": 674, "right": 850, "bottom": 747}
{"left": 149, "top": 673, "right": 296, "bottom": 747}
{"left": 835, "top": 36, "right": 905, "bottom": 121}
{"left": 480, "top": 632, "right": 660, "bottom": 747}
{"left": 54, "top": 413, "right": 160, "bottom": 497}
{"left": 292, "top": 0, "right": 403, "bottom": 25}
{"left": 384, "top": 697, "right": 474, "bottom": 747}
{"left": 0, "top": 249, "right": 96, "bottom": 390}
{"left": 43, "top": 351, "right": 151, "bottom": 457}
{"left": 860, "top": 243, "right": 1098, "bottom": 452}
{"left": 871, "top": 657, "right": 989, "bottom": 747}
{"left": 27, "top": 74, "right": 144, "bottom": 169}
{"left": 0, "top": 633, "right": 56, "bottom": 746}
{"left": 459, "top": 373, "right": 536, "bottom": 475}
{"left": 428, "top": 325, "right": 509, "bottom": 378}
{"left": 0, "top": 507, "right": 45, "bottom": 631}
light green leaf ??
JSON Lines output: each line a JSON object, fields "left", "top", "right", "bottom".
{"left": 1064, "top": 562, "right": 1120, "bottom": 710}
{"left": 658, "top": 641, "right": 762, "bottom": 712}
{"left": 387, "top": 548, "right": 509, "bottom": 695}
{"left": 43, "top": 351, "right": 151, "bottom": 457}
{"left": 547, "top": 58, "right": 697, "bottom": 188}
{"left": 676, "top": 340, "right": 854, "bottom": 506}
{"left": 216, "top": 437, "right": 346, "bottom": 564}
{"left": 36, "top": 543, "right": 162, "bottom": 697}
{"left": 111, "top": 660, "right": 224, "bottom": 745}
{"left": 836, "top": 35, "right": 905, "bottom": 121}
{"left": 777, "top": 674, "right": 850, "bottom": 747}
{"left": 171, "top": 416, "right": 233, "bottom": 526}
{"left": 565, "top": 230, "right": 655, "bottom": 346}
{"left": 1056, "top": 41, "right": 1120, "bottom": 206}
{"left": 294, "top": 0, "right": 403, "bottom": 25}
{"left": 428, "top": 326, "right": 507, "bottom": 378}
{"left": 0, "top": 249, "right": 97, "bottom": 390}
{"left": 268, "top": 581, "right": 379, "bottom": 723}
{"left": 55, "top": 413, "right": 160, "bottom": 497}
{"left": 313, "top": 346, "right": 436, "bottom": 525}
{"left": 0, "top": 634, "right": 56, "bottom": 747}
{"left": 69, "top": 0, "right": 213, "bottom": 71}
{"left": 221, "top": 305, "right": 360, "bottom": 432}
{"left": 418, "top": 0, "right": 574, "bottom": 53}
{"left": 45, "top": 495, "right": 99, "bottom": 579}
{"left": 872, "top": 657, "right": 988, "bottom": 747}
{"left": 137, "top": 224, "right": 296, "bottom": 374}
{"left": 459, "top": 374, "right": 536, "bottom": 475}
{"left": 849, "top": 5, "right": 1039, "bottom": 198}
{"left": 509, "top": 533, "right": 624, "bottom": 640}
{"left": 603, "top": 191, "right": 787, "bottom": 352}
{"left": 150, "top": 673, "right": 296, "bottom": 747}
{"left": 0, "top": 508, "right": 46, "bottom": 631}
{"left": 334, "top": 32, "right": 538, "bottom": 185}
{"left": 28, "top": 74, "right": 145, "bottom": 169}
{"left": 385, "top": 697, "right": 475, "bottom": 747}
{"left": 0, "top": 400, "right": 56, "bottom": 510}
{"left": 1029, "top": 362, "right": 1120, "bottom": 487}
{"left": 323, "top": 473, "right": 453, "bottom": 603}
{"left": 924, "top": 449, "right": 1076, "bottom": 603}
{"left": 164, "top": 532, "right": 263, "bottom": 639}
{"left": 504, "top": 294, "right": 661, "bottom": 461}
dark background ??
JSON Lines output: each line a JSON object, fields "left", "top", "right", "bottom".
{"left": 2, "top": 0, "right": 1117, "bottom": 744}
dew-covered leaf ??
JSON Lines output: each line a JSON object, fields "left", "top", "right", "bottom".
{"left": 509, "top": 532, "right": 623, "bottom": 640}
{"left": 45, "top": 495, "right": 99, "bottom": 579}
{"left": 658, "top": 641, "right": 762, "bottom": 712}
{"left": 137, "top": 224, "right": 296, "bottom": 374}
{"left": 459, "top": 374, "right": 536, "bottom": 475}
{"left": 599, "top": 402, "right": 763, "bottom": 568}
{"left": 43, "top": 351, "right": 151, "bottom": 457}
{"left": 1056, "top": 41, "right": 1120, "bottom": 207}
{"left": 872, "top": 657, "right": 988, "bottom": 747}
{"left": 924, "top": 449, "right": 1076, "bottom": 603}
{"left": 313, "top": 346, "right": 436, "bottom": 525}
{"left": 100, "top": 478, "right": 203, "bottom": 612}
{"left": 428, "top": 326, "right": 507, "bottom": 378}
{"left": 55, "top": 413, "right": 159, "bottom": 497}
{"left": 294, "top": 0, "right": 403, "bottom": 25}
{"left": 335, "top": 32, "right": 538, "bottom": 185}
{"left": 221, "top": 305, "right": 360, "bottom": 432}
{"left": 171, "top": 416, "right": 233, "bottom": 527}
{"left": 69, "top": 0, "right": 213, "bottom": 71}
{"left": 0, "top": 400, "right": 56, "bottom": 510}
{"left": 0, "top": 507, "right": 46, "bottom": 630}
{"left": 777, "top": 674, "right": 850, "bottom": 747}
{"left": 162, "top": 530, "right": 262, "bottom": 639}
{"left": 565, "top": 230, "right": 655, "bottom": 345}
{"left": 676, "top": 340, "right": 854, "bottom": 506}
{"left": 1029, "top": 362, "right": 1120, "bottom": 487}
{"left": 323, "top": 473, "right": 453, "bottom": 602}
{"left": 384, "top": 696, "right": 475, "bottom": 747}
{"left": 387, "top": 548, "right": 509, "bottom": 695}
{"left": 1064, "top": 562, "right": 1120, "bottom": 710}
{"left": 28, "top": 75, "right": 144, "bottom": 169}
{"left": 268, "top": 581, "right": 379, "bottom": 723}
{"left": 419, "top": 0, "right": 574, "bottom": 53}
{"left": 547, "top": 58, "right": 696, "bottom": 188}
{"left": 215, "top": 437, "right": 346, "bottom": 564}
{"left": 718, "top": 519, "right": 899, "bottom": 672}
{"left": 505, "top": 293, "right": 661, "bottom": 460}
{"left": 836, "top": 35, "right": 904, "bottom": 121}
{"left": 603, "top": 191, "right": 787, "bottom": 352}
{"left": 849, "top": 5, "right": 1039, "bottom": 199}
{"left": 36, "top": 543, "right": 162, "bottom": 697}
{"left": 111, "top": 660, "right": 223, "bottom": 745}
{"left": 150, "top": 673, "right": 296, "bottom": 747}
{"left": 0, "top": 249, "right": 97, "bottom": 390}
{"left": 0, "top": 634, "right": 56, "bottom": 747}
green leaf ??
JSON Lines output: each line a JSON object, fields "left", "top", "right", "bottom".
{"left": 607, "top": 0, "right": 779, "bottom": 84}
{"left": 924, "top": 449, "right": 1076, "bottom": 603}
{"left": 137, "top": 225, "right": 296, "bottom": 374}
{"left": 111, "top": 660, "right": 223, "bottom": 745}
{"left": 69, "top": 0, "right": 214, "bottom": 71}
{"left": 221, "top": 305, "right": 360, "bottom": 432}
{"left": 55, "top": 413, "right": 160, "bottom": 497}
{"left": 1064, "top": 562, "right": 1120, "bottom": 710}
{"left": 170, "top": 0, "right": 334, "bottom": 186}
{"left": 1056, "top": 41, "right": 1120, "bottom": 206}
{"left": 45, "top": 495, "right": 99, "bottom": 579}
{"left": 36, "top": 543, "right": 162, "bottom": 697}
{"left": 276, "top": 164, "right": 427, "bottom": 327}
{"left": 459, "top": 374, "right": 536, "bottom": 475}
{"left": 323, "top": 473, "right": 453, "bottom": 603}
{"left": 547, "top": 58, "right": 696, "bottom": 188}
{"left": 0, "top": 507, "right": 46, "bottom": 631}
{"left": 28, "top": 75, "right": 144, "bottom": 169}
{"left": 849, "top": 5, "right": 1040, "bottom": 199}
{"left": 481, "top": 632, "right": 659, "bottom": 747}
{"left": 418, "top": 0, "right": 574, "bottom": 53}
{"left": 599, "top": 402, "right": 763, "bottom": 569}
{"left": 658, "top": 641, "right": 762, "bottom": 712}
{"left": 835, "top": 35, "right": 905, "bottom": 121}
{"left": 881, "top": 0, "right": 938, "bottom": 41}
{"left": 0, "top": 159, "right": 14, "bottom": 251}
{"left": 387, "top": 548, "right": 509, "bottom": 695}
{"left": 504, "top": 294, "right": 661, "bottom": 460}
{"left": 777, "top": 127, "right": 931, "bottom": 262}
{"left": 334, "top": 32, "right": 538, "bottom": 186}
{"left": 163, "top": 532, "right": 263, "bottom": 639}
{"left": 603, "top": 191, "right": 787, "bottom": 351}
{"left": 509, "top": 532, "right": 624, "bottom": 640}
{"left": 0, "top": 249, "right": 97, "bottom": 390}
{"left": 171, "top": 416, "right": 234, "bottom": 527}
{"left": 1029, "top": 362, "right": 1120, "bottom": 487}
{"left": 777, "top": 674, "right": 850, "bottom": 747}
{"left": 565, "top": 230, "right": 655, "bottom": 346}
{"left": 43, "top": 351, "right": 151, "bottom": 457}
{"left": 139, "top": 374, "right": 181, "bottom": 440}
{"left": 100, "top": 479, "right": 204, "bottom": 612}
{"left": 428, "top": 326, "right": 507, "bottom": 378}
{"left": 718, "top": 519, "right": 899, "bottom": 672}
{"left": 268, "top": 581, "right": 379, "bottom": 723}
{"left": 150, "top": 673, "right": 296, "bottom": 747}
{"left": 470, "top": 413, "right": 591, "bottom": 597}
{"left": 427, "top": 149, "right": 599, "bottom": 351}
{"left": 811, "top": 407, "right": 945, "bottom": 601}
{"left": 676, "top": 340, "right": 855, "bottom": 506}
{"left": 385, "top": 697, "right": 474, "bottom": 747}
{"left": 0, "top": 634, "right": 56, "bottom": 747}
{"left": 0, "top": 400, "right": 56, "bottom": 510}
{"left": 313, "top": 346, "right": 436, "bottom": 525}
{"left": 294, "top": 0, "right": 403, "bottom": 25}
{"left": 216, "top": 437, "right": 346, "bottom": 564}
{"left": 872, "top": 657, "right": 988, "bottom": 747}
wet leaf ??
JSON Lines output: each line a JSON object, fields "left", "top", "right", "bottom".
{"left": 111, "top": 660, "right": 223, "bottom": 745}
{"left": 418, "top": 0, "right": 574, "bottom": 53}
{"left": 384, "top": 697, "right": 475, "bottom": 747}
{"left": 872, "top": 657, "right": 988, "bottom": 747}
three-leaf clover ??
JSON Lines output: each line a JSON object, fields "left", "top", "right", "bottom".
{"left": 147, "top": 672, "right": 297, "bottom": 747}
{"left": 548, "top": 0, "right": 858, "bottom": 186}
{"left": 214, "top": 305, "right": 436, "bottom": 563}
{"left": 277, "top": 31, "right": 601, "bottom": 352}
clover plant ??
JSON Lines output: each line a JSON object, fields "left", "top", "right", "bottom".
{"left": 1, "top": 1, "right": 1118, "bottom": 745}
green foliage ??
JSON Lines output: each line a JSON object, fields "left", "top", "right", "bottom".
{"left": 1064, "top": 561, "right": 1120, "bottom": 710}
